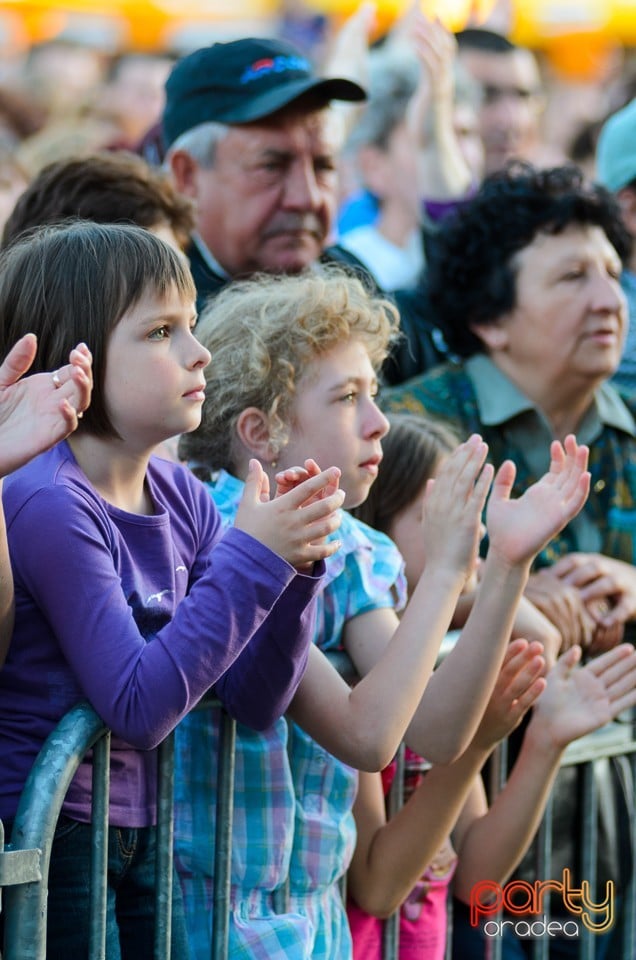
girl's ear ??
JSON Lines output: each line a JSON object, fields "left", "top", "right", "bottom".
{"left": 236, "top": 407, "right": 278, "bottom": 463}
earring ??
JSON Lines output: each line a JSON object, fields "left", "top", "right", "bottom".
{"left": 271, "top": 459, "right": 277, "bottom": 470}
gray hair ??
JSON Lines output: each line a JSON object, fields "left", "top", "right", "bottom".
{"left": 165, "top": 121, "right": 231, "bottom": 169}
{"left": 345, "top": 44, "right": 481, "bottom": 154}
{"left": 346, "top": 49, "right": 419, "bottom": 153}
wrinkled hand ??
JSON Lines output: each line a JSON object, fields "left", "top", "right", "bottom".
{"left": 486, "top": 435, "right": 590, "bottom": 569}
{"left": 587, "top": 617, "right": 625, "bottom": 656}
{"left": 472, "top": 639, "right": 547, "bottom": 751}
{"left": 552, "top": 552, "right": 636, "bottom": 632}
{"left": 531, "top": 643, "right": 636, "bottom": 749}
{"left": 0, "top": 334, "right": 92, "bottom": 478}
{"left": 525, "top": 568, "right": 596, "bottom": 652}
{"left": 421, "top": 434, "right": 493, "bottom": 584}
{"left": 235, "top": 459, "right": 344, "bottom": 570}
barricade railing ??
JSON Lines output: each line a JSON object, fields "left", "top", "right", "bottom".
{"left": 1, "top": 649, "right": 635, "bottom": 960}
{"left": 0, "top": 695, "right": 237, "bottom": 960}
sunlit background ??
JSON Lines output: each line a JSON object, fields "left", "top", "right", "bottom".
{"left": 0, "top": 0, "right": 633, "bottom": 72}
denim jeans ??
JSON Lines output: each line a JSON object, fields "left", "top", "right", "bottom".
{"left": 45, "top": 816, "right": 191, "bottom": 960}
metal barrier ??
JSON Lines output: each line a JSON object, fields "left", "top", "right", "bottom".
{"left": 0, "top": 695, "right": 236, "bottom": 960}
{"left": 1, "top": 669, "right": 636, "bottom": 959}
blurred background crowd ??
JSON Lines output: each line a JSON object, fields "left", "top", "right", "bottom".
{"left": 0, "top": 0, "right": 633, "bottom": 239}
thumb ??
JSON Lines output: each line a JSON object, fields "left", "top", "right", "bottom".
{"left": 556, "top": 644, "right": 582, "bottom": 675}
{"left": 490, "top": 459, "right": 516, "bottom": 504}
{"left": 0, "top": 334, "right": 38, "bottom": 389}
{"left": 244, "top": 458, "right": 270, "bottom": 504}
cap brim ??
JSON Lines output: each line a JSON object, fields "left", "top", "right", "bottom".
{"left": 218, "top": 76, "right": 366, "bottom": 124}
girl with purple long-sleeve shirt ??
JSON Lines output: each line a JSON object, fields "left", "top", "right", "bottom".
{"left": 0, "top": 221, "right": 343, "bottom": 960}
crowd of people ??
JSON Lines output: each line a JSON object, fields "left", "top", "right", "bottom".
{"left": 0, "top": 7, "right": 636, "bottom": 960}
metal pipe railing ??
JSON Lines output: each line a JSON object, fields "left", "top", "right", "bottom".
{"left": 1, "top": 672, "right": 635, "bottom": 960}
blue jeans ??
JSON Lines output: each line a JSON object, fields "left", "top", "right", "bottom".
{"left": 45, "top": 816, "right": 191, "bottom": 960}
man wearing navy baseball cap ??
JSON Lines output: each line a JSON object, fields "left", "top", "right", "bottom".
{"left": 161, "top": 36, "right": 366, "bottom": 306}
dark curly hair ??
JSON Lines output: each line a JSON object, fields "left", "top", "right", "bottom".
{"left": 428, "top": 162, "right": 632, "bottom": 358}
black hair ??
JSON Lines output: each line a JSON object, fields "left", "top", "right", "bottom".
{"left": 427, "top": 161, "right": 632, "bottom": 358}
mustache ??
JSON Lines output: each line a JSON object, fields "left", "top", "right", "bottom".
{"left": 262, "top": 213, "right": 325, "bottom": 240}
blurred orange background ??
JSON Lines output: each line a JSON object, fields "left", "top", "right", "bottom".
{"left": 0, "top": 0, "right": 633, "bottom": 77}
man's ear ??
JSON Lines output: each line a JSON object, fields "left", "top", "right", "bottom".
{"left": 236, "top": 407, "right": 278, "bottom": 463}
{"left": 469, "top": 320, "right": 509, "bottom": 353}
{"left": 168, "top": 149, "right": 200, "bottom": 198}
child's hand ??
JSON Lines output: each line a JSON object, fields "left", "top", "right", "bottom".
{"left": 274, "top": 458, "right": 340, "bottom": 502}
{"left": 0, "top": 335, "right": 93, "bottom": 477}
{"left": 530, "top": 643, "right": 636, "bottom": 750}
{"left": 235, "top": 459, "right": 345, "bottom": 570}
{"left": 486, "top": 435, "right": 590, "bottom": 569}
{"left": 420, "top": 434, "right": 493, "bottom": 583}
{"left": 472, "top": 639, "right": 547, "bottom": 751}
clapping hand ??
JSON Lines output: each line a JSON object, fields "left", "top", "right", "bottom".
{"left": 531, "top": 643, "right": 636, "bottom": 749}
{"left": 472, "top": 639, "right": 547, "bottom": 752}
{"left": 486, "top": 435, "right": 590, "bottom": 569}
{"left": 420, "top": 434, "right": 494, "bottom": 586}
{"left": 235, "top": 458, "right": 344, "bottom": 571}
{"left": 0, "top": 334, "right": 92, "bottom": 478}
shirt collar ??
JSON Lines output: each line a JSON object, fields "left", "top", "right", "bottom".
{"left": 465, "top": 353, "right": 636, "bottom": 438}
{"left": 465, "top": 354, "right": 534, "bottom": 426}
{"left": 191, "top": 232, "right": 230, "bottom": 280}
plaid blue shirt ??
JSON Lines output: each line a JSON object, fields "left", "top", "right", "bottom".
{"left": 174, "top": 470, "right": 406, "bottom": 959}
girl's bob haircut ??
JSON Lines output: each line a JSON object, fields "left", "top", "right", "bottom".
{"left": 0, "top": 219, "right": 196, "bottom": 438}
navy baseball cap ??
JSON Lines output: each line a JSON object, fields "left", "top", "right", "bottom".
{"left": 162, "top": 37, "right": 366, "bottom": 149}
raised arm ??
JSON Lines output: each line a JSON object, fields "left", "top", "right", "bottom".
{"left": 453, "top": 642, "right": 636, "bottom": 901}
{"left": 0, "top": 335, "right": 92, "bottom": 663}
{"left": 406, "top": 12, "right": 473, "bottom": 202}
{"left": 289, "top": 435, "right": 492, "bottom": 769}
{"left": 399, "top": 435, "right": 590, "bottom": 761}
{"left": 347, "top": 639, "right": 546, "bottom": 917}
{"left": 0, "top": 334, "right": 92, "bottom": 476}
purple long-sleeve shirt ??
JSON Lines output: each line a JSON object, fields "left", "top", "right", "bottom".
{"left": 0, "top": 442, "right": 321, "bottom": 825}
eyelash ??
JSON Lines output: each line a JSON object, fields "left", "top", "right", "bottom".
{"left": 562, "top": 270, "right": 584, "bottom": 281}
{"left": 148, "top": 325, "right": 170, "bottom": 340}
{"left": 561, "top": 268, "right": 622, "bottom": 282}
{"left": 340, "top": 389, "right": 380, "bottom": 404}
